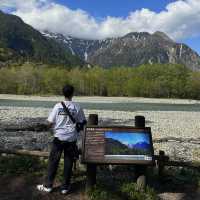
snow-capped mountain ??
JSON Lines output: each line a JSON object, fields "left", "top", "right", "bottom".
{"left": 41, "top": 31, "right": 115, "bottom": 62}
{"left": 42, "top": 31, "right": 200, "bottom": 70}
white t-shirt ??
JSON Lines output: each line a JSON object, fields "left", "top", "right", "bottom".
{"left": 47, "top": 100, "right": 86, "bottom": 142}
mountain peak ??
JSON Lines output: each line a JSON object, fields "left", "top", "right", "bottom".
{"left": 123, "top": 32, "right": 151, "bottom": 39}
{"left": 153, "top": 31, "right": 174, "bottom": 42}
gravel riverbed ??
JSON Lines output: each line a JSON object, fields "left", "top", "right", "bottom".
{"left": 0, "top": 101, "right": 200, "bottom": 162}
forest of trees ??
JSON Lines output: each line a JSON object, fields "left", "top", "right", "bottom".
{"left": 0, "top": 62, "right": 200, "bottom": 99}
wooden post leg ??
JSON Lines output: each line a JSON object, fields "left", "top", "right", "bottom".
{"left": 135, "top": 115, "right": 145, "bottom": 128}
{"left": 134, "top": 115, "right": 147, "bottom": 190}
{"left": 86, "top": 114, "right": 98, "bottom": 191}
{"left": 86, "top": 164, "right": 97, "bottom": 190}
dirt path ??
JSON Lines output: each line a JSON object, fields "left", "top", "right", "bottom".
{"left": 0, "top": 173, "right": 200, "bottom": 200}
{"left": 0, "top": 175, "right": 86, "bottom": 200}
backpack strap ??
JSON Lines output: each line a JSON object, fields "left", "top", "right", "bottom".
{"left": 61, "top": 101, "right": 76, "bottom": 124}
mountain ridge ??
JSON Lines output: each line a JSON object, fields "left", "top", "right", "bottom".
{"left": 42, "top": 30, "right": 200, "bottom": 70}
{"left": 1, "top": 10, "right": 200, "bottom": 70}
{"left": 0, "top": 10, "right": 83, "bottom": 67}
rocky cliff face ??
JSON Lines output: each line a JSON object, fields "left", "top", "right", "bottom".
{"left": 43, "top": 31, "right": 200, "bottom": 70}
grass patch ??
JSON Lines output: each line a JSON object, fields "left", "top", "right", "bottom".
{"left": 163, "top": 167, "right": 200, "bottom": 187}
{"left": 87, "top": 181, "right": 158, "bottom": 200}
{"left": 121, "top": 182, "right": 158, "bottom": 200}
{"left": 87, "top": 184, "right": 121, "bottom": 200}
{"left": 87, "top": 166, "right": 158, "bottom": 200}
{"left": 0, "top": 155, "right": 47, "bottom": 176}
{"left": 0, "top": 155, "right": 86, "bottom": 183}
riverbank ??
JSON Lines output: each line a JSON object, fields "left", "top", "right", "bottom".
{"left": 1, "top": 94, "right": 200, "bottom": 104}
{"left": 0, "top": 104, "right": 200, "bottom": 162}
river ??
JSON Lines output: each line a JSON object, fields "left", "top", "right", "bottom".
{"left": 0, "top": 98, "right": 200, "bottom": 112}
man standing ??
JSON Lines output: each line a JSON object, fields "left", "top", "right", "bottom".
{"left": 37, "top": 84, "right": 86, "bottom": 194}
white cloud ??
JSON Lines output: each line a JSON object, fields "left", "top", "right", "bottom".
{"left": 1, "top": 0, "right": 200, "bottom": 40}
{"left": 0, "top": 0, "right": 48, "bottom": 11}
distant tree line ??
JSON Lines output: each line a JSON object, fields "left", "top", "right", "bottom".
{"left": 0, "top": 62, "right": 200, "bottom": 99}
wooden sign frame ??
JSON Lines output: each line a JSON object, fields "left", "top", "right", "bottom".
{"left": 82, "top": 126, "right": 154, "bottom": 165}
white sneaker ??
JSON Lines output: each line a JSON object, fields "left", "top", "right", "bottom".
{"left": 37, "top": 184, "right": 52, "bottom": 193}
{"left": 61, "top": 185, "right": 71, "bottom": 195}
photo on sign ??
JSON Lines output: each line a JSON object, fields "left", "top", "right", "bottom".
{"left": 105, "top": 131, "right": 152, "bottom": 160}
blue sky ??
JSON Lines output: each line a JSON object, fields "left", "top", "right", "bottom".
{"left": 105, "top": 132, "right": 150, "bottom": 146}
{"left": 0, "top": 0, "right": 200, "bottom": 54}
{"left": 56, "top": 0, "right": 177, "bottom": 17}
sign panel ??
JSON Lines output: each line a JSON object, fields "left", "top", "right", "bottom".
{"left": 82, "top": 126, "right": 154, "bottom": 165}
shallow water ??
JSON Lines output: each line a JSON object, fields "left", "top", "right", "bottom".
{"left": 0, "top": 98, "right": 200, "bottom": 111}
